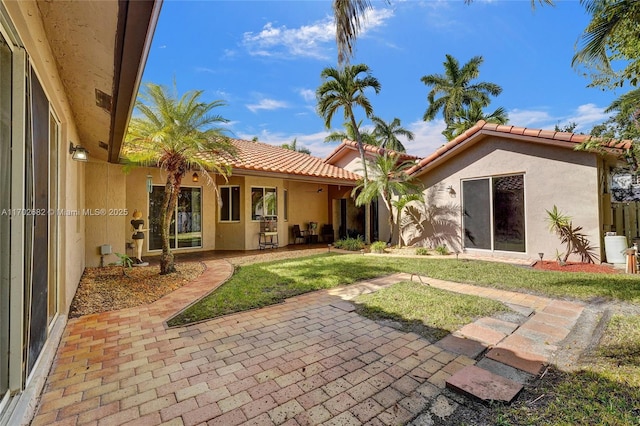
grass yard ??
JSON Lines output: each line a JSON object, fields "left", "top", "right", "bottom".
{"left": 353, "top": 281, "right": 510, "bottom": 341}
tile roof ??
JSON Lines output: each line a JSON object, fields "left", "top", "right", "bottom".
{"left": 407, "top": 120, "right": 632, "bottom": 176}
{"left": 213, "top": 139, "right": 362, "bottom": 182}
{"left": 324, "top": 140, "right": 420, "bottom": 165}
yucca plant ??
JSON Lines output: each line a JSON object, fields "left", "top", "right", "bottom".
{"left": 546, "top": 205, "right": 598, "bottom": 264}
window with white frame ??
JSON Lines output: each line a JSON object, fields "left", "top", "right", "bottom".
{"left": 220, "top": 186, "right": 240, "bottom": 222}
{"left": 251, "top": 187, "right": 277, "bottom": 220}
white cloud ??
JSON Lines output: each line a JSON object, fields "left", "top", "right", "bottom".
{"left": 506, "top": 109, "right": 554, "bottom": 128}
{"left": 507, "top": 104, "right": 611, "bottom": 133}
{"left": 246, "top": 98, "right": 289, "bottom": 113}
{"left": 242, "top": 7, "right": 394, "bottom": 60}
{"left": 404, "top": 119, "right": 448, "bottom": 158}
{"left": 298, "top": 88, "right": 316, "bottom": 103}
{"left": 561, "top": 103, "right": 611, "bottom": 133}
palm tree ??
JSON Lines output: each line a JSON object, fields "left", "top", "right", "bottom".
{"left": 333, "top": 0, "right": 372, "bottom": 66}
{"left": 371, "top": 116, "right": 414, "bottom": 152}
{"left": 281, "top": 138, "right": 311, "bottom": 155}
{"left": 393, "top": 193, "right": 424, "bottom": 248}
{"left": 352, "top": 154, "right": 422, "bottom": 245}
{"left": 333, "top": 0, "right": 552, "bottom": 66}
{"left": 443, "top": 101, "right": 508, "bottom": 140}
{"left": 572, "top": 0, "right": 640, "bottom": 88}
{"left": 123, "top": 83, "right": 235, "bottom": 274}
{"left": 421, "top": 54, "right": 502, "bottom": 126}
{"left": 316, "top": 64, "right": 381, "bottom": 183}
{"left": 324, "top": 120, "right": 377, "bottom": 146}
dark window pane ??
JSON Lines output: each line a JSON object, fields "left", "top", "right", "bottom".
{"left": 231, "top": 187, "right": 240, "bottom": 221}
{"left": 177, "top": 187, "right": 201, "bottom": 248}
{"left": 463, "top": 179, "right": 491, "bottom": 249}
{"left": 251, "top": 188, "right": 262, "bottom": 220}
{"left": 220, "top": 187, "right": 230, "bottom": 221}
{"left": 493, "top": 175, "right": 525, "bottom": 252}
{"left": 149, "top": 186, "right": 174, "bottom": 250}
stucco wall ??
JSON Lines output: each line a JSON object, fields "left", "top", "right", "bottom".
{"left": 84, "top": 162, "right": 127, "bottom": 267}
{"left": 286, "top": 181, "right": 329, "bottom": 244}
{"left": 215, "top": 175, "right": 245, "bottom": 250}
{"left": 413, "top": 137, "right": 601, "bottom": 261}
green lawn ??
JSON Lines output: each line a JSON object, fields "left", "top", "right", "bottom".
{"left": 169, "top": 253, "right": 640, "bottom": 326}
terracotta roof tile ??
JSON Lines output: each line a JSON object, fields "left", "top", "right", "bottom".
{"left": 208, "top": 139, "right": 361, "bottom": 182}
{"left": 407, "top": 120, "right": 630, "bottom": 176}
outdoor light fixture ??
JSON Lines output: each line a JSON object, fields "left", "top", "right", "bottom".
{"left": 447, "top": 185, "right": 456, "bottom": 197}
{"left": 316, "top": 188, "right": 323, "bottom": 193}
{"left": 192, "top": 172, "right": 199, "bottom": 182}
{"left": 328, "top": 244, "right": 332, "bottom": 253}
{"left": 69, "top": 142, "right": 88, "bottom": 162}
{"left": 146, "top": 175, "right": 153, "bottom": 193}
{"left": 539, "top": 252, "right": 544, "bottom": 261}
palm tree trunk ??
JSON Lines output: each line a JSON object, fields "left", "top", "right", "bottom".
{"left": 160, "top": 176, "right": 179, "bottom": 274}
{"left": 384, "top": 195, "right": 394, "bottom": 245}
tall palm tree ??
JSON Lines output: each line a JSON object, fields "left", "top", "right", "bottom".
{"left": 324, "top": 120, "right": 377, "bottom": 146}
{"left": 443, "top": 101, "right": 508, "bottom": 140}
{"left": 333, "top": 0, "right": 552, "bottom": 66}
{"left": 316, "top": 64, "right": 381, "bottom": 183}
{"left": 371, "top": 116, "right": 414, "bottom": 152}
{"left": 572, "top": 0, "right": 640, "bottom": 87}
{"left": 421, "top": 54, "right": 502, "bottom": 126}
{"left": 333, "top": 0, "right": 372, "bottom": 66}
{"left": 123, "top": 82, "right": 235, "bottom": 274}
{"left": 352, "top": 154, "right": 422, "bottom": 245}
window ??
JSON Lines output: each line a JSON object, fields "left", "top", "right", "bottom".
{"left": 251, "top": 187, "right": 277, "bottom": 220}
{"left": 463, "top": 174, "right": 525, "bottom": 253}
{"left": 220, "top": 186, "right": 240, "bottom": 222}
{"left": 149, "top": 186, "right": 202, "bottom": 250}
{"left": 283, "top": 189, "right": 288, "bottom": 221}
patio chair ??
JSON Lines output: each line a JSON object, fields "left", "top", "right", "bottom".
{"left": 292, "top": 225, "right": 306, "bottom": 244}
{"left": 321, "top": 224, "right": 334, "bottom": 243}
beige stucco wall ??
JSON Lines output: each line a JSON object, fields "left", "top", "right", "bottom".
{"left": 5, "top": 0, "right": 87, "bottom": 310}
{"left": 215, "top": 175, "right": 245, "bottom": 250}
{"left": 413, "top": 137, "right": 601, "bottom": 261}
{"left": 286, "top": 181, "right": 329, "bottom": 244}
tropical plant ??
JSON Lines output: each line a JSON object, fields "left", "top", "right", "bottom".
{"left": 370, "top": 241, "right": 386, "bottom": 254}
{"left": 281, "top": 138, "right": 311, "bottom": 155}
{"left": 123, "top": 82, "right": 235, "bottom": 274}
{"left": 371, "top": 116, "right": 414, "bottom": 152}
{"left": 114, "top": 252, "right": 133, "bottom": 277}
{"left": 546, "top": 205, "right": 598, "bottom": 264}
{"left": 443, "top": 101, "right": 508, "bottom": 140}
{"left": 316, "top": 64, "right": 381, "bottom": 184}
{"left": 393, "top": 193, "right": 424, "bottom": 248}
{"left": 333, "top": 236, "right": 365, "bottom": 251}
{"left": 332, "top": 0, "right": 552, "bottom": 66}
{"left": 572, "top": 0, "right": 640, "bottom": 88}
{"left": 324, "top": 119, "right": 377, "bottom": 146}
{"left": 415, "top": 247, "right": 429, "bottom": 256}
{"left": 421, "top": 55, "right": 502, "bottom": 127}
{"left": 352, "top": 154, "right": 422, "bottom": 245}
{"left": 434, "top": 245, "right": 449, "bottom": 255}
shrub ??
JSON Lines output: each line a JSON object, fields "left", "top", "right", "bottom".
{"left": 333, "top": 237, "right": 365, "bottom": 251}
{"left": 546, "top": 205, "right": 598, "bottom": 264}
{"left": 415, "top": 247, "right": 430, "bottom": 256}
{"left": 370, "top": 241, "right": 386, "bottom": 254}
{"left": 435, "top": 245, "right": 449, "bottom": 255}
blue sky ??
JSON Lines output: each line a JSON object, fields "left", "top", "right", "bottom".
{"left": 142, "top": 0, "right": 623, "bottom": 158}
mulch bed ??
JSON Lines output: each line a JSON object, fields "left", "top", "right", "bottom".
{"left": 69, "top": 262, "right": 205, "bottom": 318}
{"left": 532, "top": 260, "right": 622, "bottom": 274}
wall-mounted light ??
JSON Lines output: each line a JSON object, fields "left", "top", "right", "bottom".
{"left": 447, "top": 185, "right": 456, "bottom": 197}
{"left": 317, "top": 188, "right": 323, "bottom": 193}
{"left": 146, "top": 175, "right": 153, "bottom": 193}
{"left": 69, "top": 142, "right": 88, "bottom": 162}
{"left": 192, "top": 172, "right": 199, "bottom": 183}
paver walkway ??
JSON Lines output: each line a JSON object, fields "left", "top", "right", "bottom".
{"left": 31, "top": 261, "right": 584, "bottom": 426}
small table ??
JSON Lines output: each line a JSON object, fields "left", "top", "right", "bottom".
{"left": 259, "top": 231, "right": 279, "bottom": 249}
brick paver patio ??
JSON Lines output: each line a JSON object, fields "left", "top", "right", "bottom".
{"left": 31, "top": 258, "right": 584, "bottom": 425}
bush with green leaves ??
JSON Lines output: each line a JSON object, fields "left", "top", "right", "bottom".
{"left": 546, "top": 205, "right": 597, "bottom": 264}
{"left": 333, "top": 237, "right": 365, "bottom": 251}
{"left": 435, "top": 245, "right": 449, "bottom": 255}
{"left": 415, "top": 247, "right": 430, "bottom": 256}
{"left": 370, "top": 241, "right": 386, "bottom": 254}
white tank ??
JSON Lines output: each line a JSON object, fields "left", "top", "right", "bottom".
{"left": 604, "top": 235, "right": 628, "bottom": 264}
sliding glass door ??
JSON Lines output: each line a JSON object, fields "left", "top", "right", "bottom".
{"left": 463, "top": 175, "right": 525, "bottom": 253}
{"left": 148, "top": 185, "right": 202, "bottom": 250}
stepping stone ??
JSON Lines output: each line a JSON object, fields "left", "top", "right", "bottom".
{"left": 476, "top": 358, "right": 534, "bottom": 385}
{"left": 505, "top": 303, "right": 534, "bottom": 317}
{"left": 446, "top": 365, "right": 522, "bottom": 404}
{"left": 455, "top": 322, "right": 507, "bottom": 346}
{"left": 435, "top": 335, "right": 487, "bottom": 359}
{"left": 475, "top": 317, "right": 519, "bottom": 335}
{"left": 330, "top": 301, "right": 356, "bottom": 312}
{"left": 485, "top": 348, "right": 545, "bottom": 375}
